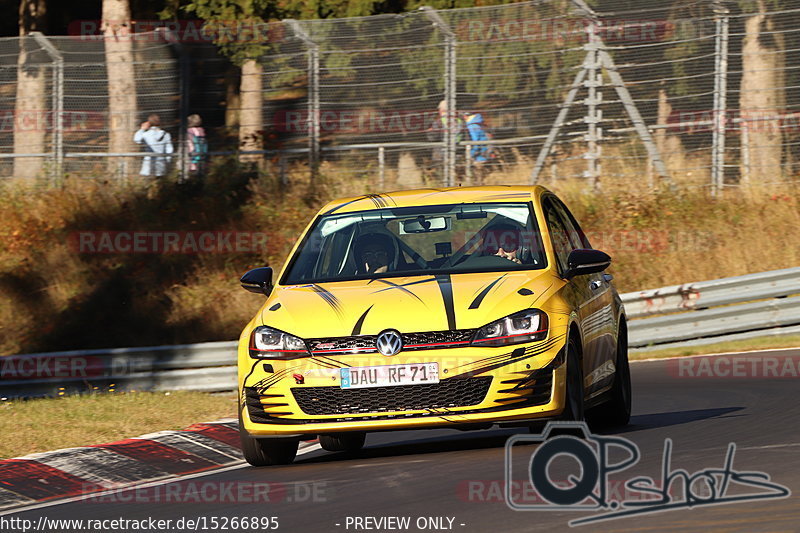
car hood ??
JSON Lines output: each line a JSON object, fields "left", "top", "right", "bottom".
{"left": 259, "top": 270, "right": 556, "bottom": 338}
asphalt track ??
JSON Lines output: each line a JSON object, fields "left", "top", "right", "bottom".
{"left": 9, "top": 349, "right": 800, "bottom": 533}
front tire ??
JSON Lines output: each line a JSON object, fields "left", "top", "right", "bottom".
{"left": 592, "top": 324, "right": 632, "bottom": 427}
{"left": 319, "top": 432, "right": 366, "bottom": 452}
{"left": 239, "top": 412, "right": 299, "bottom": 466}
{"left": 558, "top": 337, "right": 585, "bottom": 422}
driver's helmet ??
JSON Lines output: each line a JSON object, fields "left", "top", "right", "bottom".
{"left": 353, "top": 232, "right": 397, "bottom": 273}
{"left": 479, "top": 220, "right": 524, "bottom": 256}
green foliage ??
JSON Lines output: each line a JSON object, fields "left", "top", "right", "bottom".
{"left": 181, "top": 0, "right": 279, "bottom": 64}
{"left": 279, "top": 0, "right": 395, "bottom": 19}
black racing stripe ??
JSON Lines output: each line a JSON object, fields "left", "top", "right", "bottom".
{"left": 449, "top": 337, "right": 563, "bottom": 378}
{"left": 450, "top": 347, "right": 518, "bottom": 371}
{"left": 449, "top": 335, "right": 563, "bottom": 374}
{"left": 449, "top": 351, "right": 530, "bottom": 379}
{"left": 468, "top": 274, "right": 507, "bottom": 310}
{"left": 464, "top": 334, "right": 563, "bottom": 367}
{"left": 373, "top": 279, "right": 425, "bottom": 303}
{"left": 251, "top": 367, "right": 295, "bottom": 391}
{"left": 269, "top": 303, "right": 281, "bottom": 311}
{"left": 322, "top": 195, "right": 370, "bottom": 215}
{"left": 241, "top": 359, "right": 261, "bottom": 388}
{"left": 419, "top": 188, "right": 452, "bottom": 199}
{"left": 352, "top": 305, "right": 374, "bottom": 336}
{"left": 435, "top": 274, "right": 457, "bottom": 331}
{"left": 482, "top": 192, "right": 531, "bottom": 200}
{"left": 309, "top": 284, "right": 343, "bottom": 316}
{"left": 399, "top": 277, "right": 438, "bottom": 287}
{"left": 367, "top": 193, "right": 388, "bottom": 208}
{"left": 316, "top": 356, "right": 350, "bottom": 368}
{"left": 240, "top": 359, "right": 262, "bottom": 408}
{"left": 310, "top": 357, "right": 340, "bottom": 369}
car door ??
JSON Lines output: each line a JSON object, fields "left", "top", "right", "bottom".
{"left": 552, "top": 197, "right": 617, "bottom": 397}
{"left": 543, "top": 196, "right": 613, "bottom": 399}
{"left": 541, "top": 197, "right": 592, "bottom": 383}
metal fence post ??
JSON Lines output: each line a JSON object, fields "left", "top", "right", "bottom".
{"left": 31, "top": 33, "right": 63, "bottom": 183}
{"left": 378, "top": 145, "right": 385, "bottom": 189}
{"left": 176, "top": 31, "right": 190, "bottom": 184}
{"left": 711, "top": 1, "right": 730, "bottom": 196}
{"left": 599, "top": 49, "right": 671, "bottom": 186}
{"left": 741, "top": 120, "right": 750, "bottom": 185}
{"left": 422, "top": 7, "right": 456, "bottom": 187}
{"left": 530, "top": 68, "right": 587, "bottom": 183}
{"left": 464, "top": 144, "right": 471, "bottom": 183}
{"left": 585, "top": 22, "right": 602, "bottom": 190}
{"left": 287, "top": 20, "right": 320, "bottom": 185}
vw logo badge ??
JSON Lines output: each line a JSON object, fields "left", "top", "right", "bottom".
{"left": 376, "top": 330, "right": 403, "bottom": 356}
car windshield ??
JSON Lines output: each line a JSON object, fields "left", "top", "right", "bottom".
{"left": 282, "top": 202, "right": 546, "bottom": 284}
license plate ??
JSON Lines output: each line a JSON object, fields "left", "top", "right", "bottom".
{"left": 340, "top": 363, "right": 439, "bottom": 389}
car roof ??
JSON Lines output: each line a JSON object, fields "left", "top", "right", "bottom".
{"left": 318, "top": 185, "right": 549, "bottom": 216}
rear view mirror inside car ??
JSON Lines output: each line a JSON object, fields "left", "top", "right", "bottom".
{"left": 400, "top": 215, "right": 451, "bottom": 234}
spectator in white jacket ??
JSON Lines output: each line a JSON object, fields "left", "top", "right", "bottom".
{"left": 134, "top": 114, "right": 174, "bottom": 177}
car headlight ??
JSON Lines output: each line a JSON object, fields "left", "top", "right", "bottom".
{"left": 472, "top": 309, "right": 548, "bottom": 347}
{"left": 249, "top": 326, "right": 310, "bottom": 359}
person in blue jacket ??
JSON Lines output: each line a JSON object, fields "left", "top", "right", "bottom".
{"left": 465, "top": 112, "right": 490, "bottom": 163}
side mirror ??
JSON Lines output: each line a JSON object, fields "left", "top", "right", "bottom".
{"left": 241, "top": 267, "right": 274, "bottom": 296}
{"left": 563, "top": 249, "right": 611, "bottom": 280}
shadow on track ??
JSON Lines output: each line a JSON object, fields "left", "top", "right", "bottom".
{"left": 295, "top": 428, "right": 523, "bottom": 465}
{"left": 294, "top": 407, "right": 744, "bottom": 465}
{"left": 594, "top": 406, "right": 745, "bottom": 435}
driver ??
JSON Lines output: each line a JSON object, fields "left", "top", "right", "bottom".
{"left": 354, "top": 233, "right": 395, "bottom": 274}
{"left": 479, "top": 221, "right": 524, "bottom": 264}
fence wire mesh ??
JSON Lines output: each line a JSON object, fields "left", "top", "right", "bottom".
{"left": 3, "top": 0, "right": 800, "bottom": 193}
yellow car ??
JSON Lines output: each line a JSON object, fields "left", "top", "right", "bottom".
{"left": 237, "top": 185, "right": 630, "bottom": 465}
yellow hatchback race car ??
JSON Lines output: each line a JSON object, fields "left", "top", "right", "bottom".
{"left": 237, "top": 185, "right": 631, "bottom": 465}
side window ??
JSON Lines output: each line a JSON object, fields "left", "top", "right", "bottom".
{"left": 554, "top": 198, "right": 592, "bottom": 249}
{"left": 543, "top": 198, "right": 572, "bottom": 273}
{"left": 317, "top": 226, "right": 355, "bottom": 278}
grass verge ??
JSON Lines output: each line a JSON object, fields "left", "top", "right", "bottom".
{"left": 0, "top": 391, "right": 237, "bottom": 459}
{"left": 629, "top": 335, "right": 800, "bottom": 360}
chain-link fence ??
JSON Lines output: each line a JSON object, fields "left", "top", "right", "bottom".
{"left": 262, "top": 0, "right": 800, "bottom": 193}
{"left": 3, "top": 0, "right": 800, "bottom": 193}
{"left": 0, "top": 30, "right": 186, "bottom": 182}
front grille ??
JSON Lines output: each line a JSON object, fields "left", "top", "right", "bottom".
{"left": 405, "top": 330, "right": 475, "bottom": 348}
{"left": 306, "top": 329, "right": 476, "bottom": 354}
{"left": 292, "top": 377, "right": 493, "bottom": 415}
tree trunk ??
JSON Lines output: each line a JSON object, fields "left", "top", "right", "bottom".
{"left": 655, "top": 87, "right": 686, "bottom": 181}
{"left": 13, "top": 0, "right": 47, "bottom": 179}
{"left": 739, "top": 0, "right": 785, "bottom": 188}
{"left": 102, "top": 0, "right": 137, "bottom": 176}
{"left": 225, "top": 66, "right": 240, "bottom": 131}
{"left": 239, "top": 59, "right": 263, "bottom": 163}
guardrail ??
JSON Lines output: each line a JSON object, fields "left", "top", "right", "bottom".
{"left": 0, "top": 341, "right": 237, "bottom": 399}
{"left": 2, "top": 267, "right": 799, "bottom": 398}
{"left": 622, "top": 266, "right": 800, "bottom": 351}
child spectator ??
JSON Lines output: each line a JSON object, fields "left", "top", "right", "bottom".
{"left": 185, "top": 114, "right": 208, "bottom": 180}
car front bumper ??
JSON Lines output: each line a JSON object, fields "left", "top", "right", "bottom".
{"left": 238, "top": 334, "right": 568, "bottom": 437}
